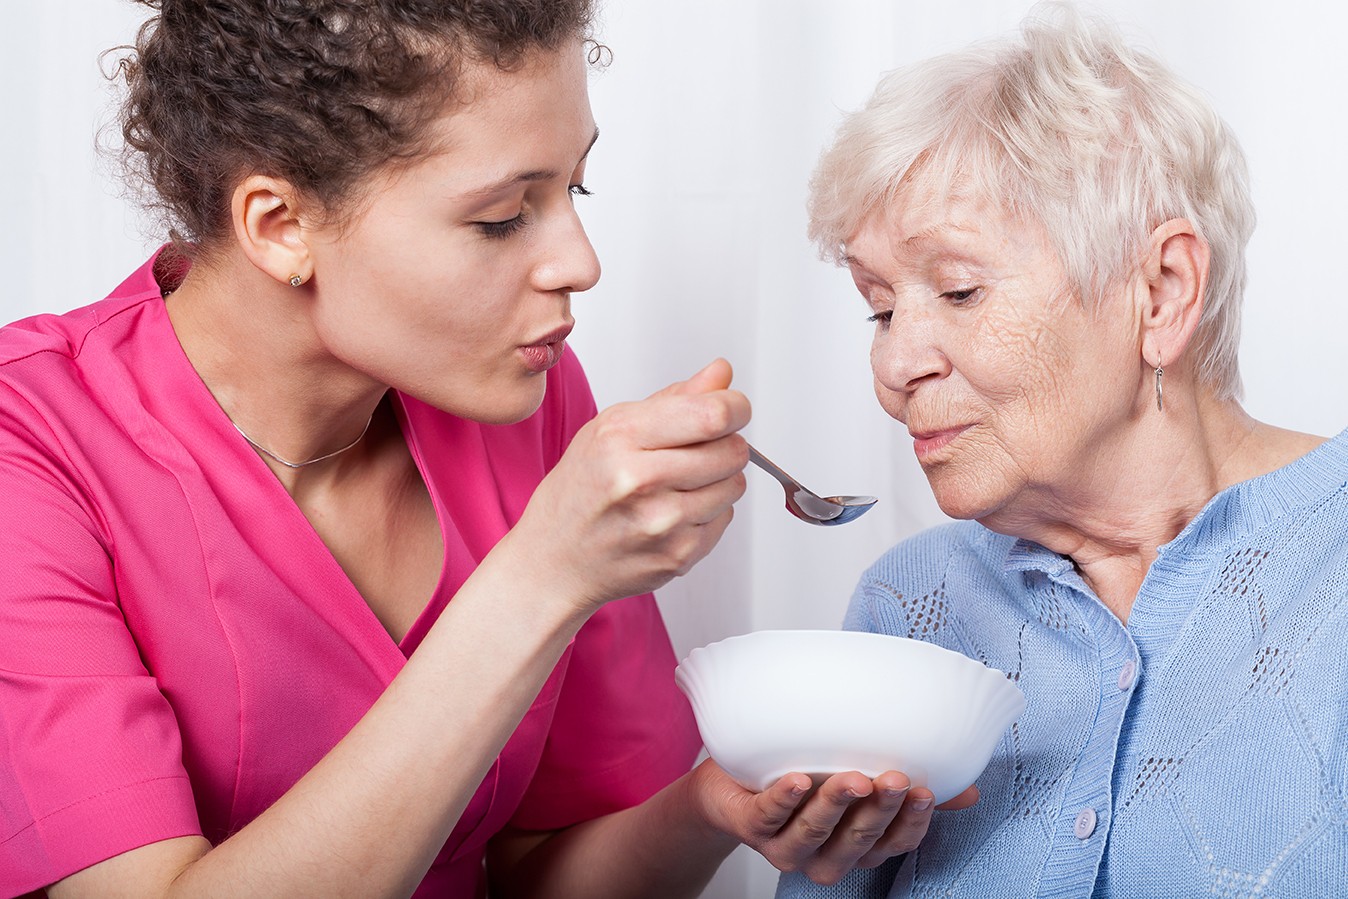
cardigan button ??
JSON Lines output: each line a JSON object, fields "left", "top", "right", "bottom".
{"left": 1118, "top": 659, "right": 1137, "bottom": 691}
{"left": 1074, "top": 806, "right": 1098, "bottom": 839}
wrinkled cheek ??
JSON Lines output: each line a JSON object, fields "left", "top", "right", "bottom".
{"left": 872, "top": 378, "right": 906, "bottom": 423}
{"left": 921, "top": 432, "right": 1014, "bottom": 521}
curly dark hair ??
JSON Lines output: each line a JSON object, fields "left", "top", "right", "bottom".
{"left": 113, "top": 0, "right": 599, "bottom": 255}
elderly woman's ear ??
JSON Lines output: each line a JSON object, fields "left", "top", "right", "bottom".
{"left": 1138, "top": 218, "right": 1209, "bottom": 370}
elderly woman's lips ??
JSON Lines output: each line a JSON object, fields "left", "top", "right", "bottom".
{"left": 910, "top": 426, "right": 969, "bottom": 459}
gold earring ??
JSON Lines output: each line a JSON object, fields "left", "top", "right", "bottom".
{"left": 288, "top": 274, "right": 304, "bottom": 288}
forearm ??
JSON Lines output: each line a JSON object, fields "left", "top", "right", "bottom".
{"left": 493, "top": 767, "right": 740, "bottom": 899}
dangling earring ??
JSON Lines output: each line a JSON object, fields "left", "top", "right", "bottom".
{"left": 1153, "top": 357, "right": 1164, "bottom": 412}
{"left": 288, "top": 274, "right": 304, "bottom": 288}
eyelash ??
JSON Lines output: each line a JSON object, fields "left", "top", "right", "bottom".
{"left": 864, "top": 288, "right": 981, "bottom": 325}
{"left": 475, "top": 184, "right": 594, "bottom": 240}
{"left": 477, "top": 214, "right": 528, "bottom": 240}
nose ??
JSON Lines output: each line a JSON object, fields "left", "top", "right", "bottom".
{"left": 870, "top": 309, "right": 950, "bottom": 395}
{"left": 533, "top": 205, "right": 602, "bottom": 295}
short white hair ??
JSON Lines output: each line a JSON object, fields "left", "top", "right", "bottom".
{"left": 808, "top": 1, "right": 1253, "bottom": 399}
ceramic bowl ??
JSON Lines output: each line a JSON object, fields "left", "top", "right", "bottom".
{"left": 675, "top": 629, "right": 1026, "bottom": 804}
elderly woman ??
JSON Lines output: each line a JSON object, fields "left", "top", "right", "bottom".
{"left": 0, "top": 1, "right": 948, "bottom": 896}
{"left": 777, "top": 5, "right": 1348, "bottom": 898}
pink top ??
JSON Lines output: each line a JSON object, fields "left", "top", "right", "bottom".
{"left": 0, "top": 253, "right": 701, "bottom": 896}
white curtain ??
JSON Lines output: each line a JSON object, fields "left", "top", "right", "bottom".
{"left": 4, "top": 2, "right": 1346, "bottom": 896}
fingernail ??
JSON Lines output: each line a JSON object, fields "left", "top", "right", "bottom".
{"left": 910, "top": 797, "right": 933, "bottom": 811}
{"left": 790, "top": 784, "right": 807, "bottom": 798}
{"left": 883, "top": 786, "right": 909, "bottom": 799}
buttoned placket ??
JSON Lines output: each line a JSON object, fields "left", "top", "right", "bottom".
{"left": 1023, "top": 557, "right": 1142, "bottom": 897}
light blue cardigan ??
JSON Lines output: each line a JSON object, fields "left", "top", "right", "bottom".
{"left": 778, "top": 429, "right": 1348, "bottom": 898}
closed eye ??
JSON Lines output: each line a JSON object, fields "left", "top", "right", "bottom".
{"left": 476, "top": 212, "right": 528, "bottom": 240}
{"left": 942, "top": 287, "right": 981, "bottom": 305}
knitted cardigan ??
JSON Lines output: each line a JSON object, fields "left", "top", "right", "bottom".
{"left": 777, "top": 428, "right": 1348, "bottom": 898}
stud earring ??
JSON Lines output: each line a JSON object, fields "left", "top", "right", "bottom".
{"left": 288, "top": 274, "right": 304, "bottom": 288}
{"left": 1153, "top": 357, "right": 1164, "bottom": 412}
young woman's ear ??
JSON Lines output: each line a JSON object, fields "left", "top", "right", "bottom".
{"left": 231, "top": 176, "right": 313, "bottom": 288}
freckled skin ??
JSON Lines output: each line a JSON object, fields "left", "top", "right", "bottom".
{"left": 846, "top": 180, "right": 1139, "bottom": 527}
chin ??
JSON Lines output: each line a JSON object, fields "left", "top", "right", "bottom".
{"left": 932, "top": 494, "right": 987, "bottom": 522}
{"left": 423, "top": 380, "right": 547, "bottom": 426}
{"left": 925, "top": 470, "right": 1003, "bottom": 522}
{"left": 472, "top": 393, "right": 547, "bottom": 425}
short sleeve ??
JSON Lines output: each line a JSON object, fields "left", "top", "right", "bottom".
{"left": 508, "top": 591, "right": 702, "bottom": 830}
{"left": 0, "top": 383, "right": 200, "bottom": 895}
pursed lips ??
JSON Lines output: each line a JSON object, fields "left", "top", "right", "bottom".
{"left": 518, "top": 322, "right": 575, "bottom": 373}
{"left": 525, "top": 323, "right": 574, "bottom": 348}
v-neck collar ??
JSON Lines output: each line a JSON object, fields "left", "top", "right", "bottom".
{"left": 138, "top": 273, "right": 446, "bottom": 675}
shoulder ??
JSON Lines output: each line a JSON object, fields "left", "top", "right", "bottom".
{"left": 1184, "top": 427, "right": 1348, "bottom": 573}
{"left": 0, "top": 258, "right": 179, "bottom": 526}
{"left": 1, "top": 253, "right": 163, "bottom": 369}
{"left": 0, "top": 264, "right": 162, "bottom": 398}
{"left": 0, "top": 294, "right": 159, "bottom": 451}
{"left": 0, "top": 299, "right": 130, "bottom": 373}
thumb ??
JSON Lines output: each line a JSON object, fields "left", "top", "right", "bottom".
{"left": 653, "top": 358, "right": 734, "bottom": 398}
{"left": 936, "top": 784, "right": 980, "bottom": 810}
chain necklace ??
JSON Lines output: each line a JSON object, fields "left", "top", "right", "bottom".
{"left": 232, "top": 414, "right": 374, "bottom": 469}
{"left": 162, "top": 283, "right": 373, "bottom": 469}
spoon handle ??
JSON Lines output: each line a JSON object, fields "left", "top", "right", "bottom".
{"left": 746, "top": 443, "right": 800, "bottom": 491}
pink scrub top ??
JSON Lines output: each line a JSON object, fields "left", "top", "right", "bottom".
{"left": 0, "top": 252, "right": 701, "bottom": 896}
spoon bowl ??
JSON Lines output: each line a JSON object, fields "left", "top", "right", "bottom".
{"left": 747, "top": 444, "right": 877, "bottom": 526}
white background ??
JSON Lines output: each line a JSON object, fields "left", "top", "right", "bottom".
{"left": 4, "top": 2, "right": 1346, "bottom": 896}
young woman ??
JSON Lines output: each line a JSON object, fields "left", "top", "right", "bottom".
{"left": 0, "top": 2, "right": 949, "bottom": 896}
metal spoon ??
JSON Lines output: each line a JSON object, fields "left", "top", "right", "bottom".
{"left": 747, "top": 443, "right": 877, "bottom": 526}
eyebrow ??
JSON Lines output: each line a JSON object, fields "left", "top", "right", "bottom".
{"left": 901, "top": 221, "right": 977, "bottom": 246}
{"left": 843, "top": 221, "right": 980, "bottom": 270}
{"left": 462, "top": 127, "right": 601, "bottom": 199}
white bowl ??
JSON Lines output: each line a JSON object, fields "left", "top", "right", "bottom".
{"left": 675, "top": 629, "right": 1026, "bottom": 804}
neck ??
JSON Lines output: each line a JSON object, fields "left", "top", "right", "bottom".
{"left": 164, "top": 253, "right": 390, "bottom": 483}
{"left": 980, "top": 392, "right": 1323, "bottom": 621}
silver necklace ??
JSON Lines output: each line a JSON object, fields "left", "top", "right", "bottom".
{"left": 233, "top": 414, "right": 374, "bottom": 469}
